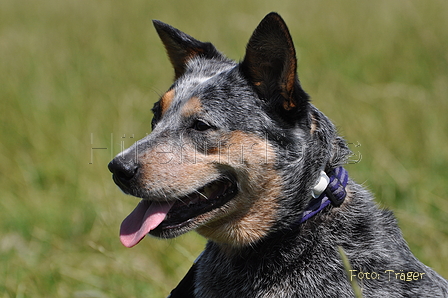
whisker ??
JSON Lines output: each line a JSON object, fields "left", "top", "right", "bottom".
{"left": 176, "top": 196, "right": 188, "bottom": 205}
{"left": 195, "top": 189, "right": 209, "bottom": 201}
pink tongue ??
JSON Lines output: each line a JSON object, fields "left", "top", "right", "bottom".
{"left": 120, "top": 200, "right": 174, "bottom": 248}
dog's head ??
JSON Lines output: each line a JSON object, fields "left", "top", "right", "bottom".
{"left": 108, "top": 13, "right": 350, "bottom": 248}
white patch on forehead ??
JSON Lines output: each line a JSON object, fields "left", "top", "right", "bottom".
{"left": 195, "top": 75, "right": 214, "bottom": 84}
{"left": 181, "top": 73, "right": 214, "bottom": 89}
{"left": 171, "top": 57, "right": 236, "bottom": 107}
{"left": 175, "top": 75, "right": 211, "bottom": 100}
{"left": 182, "top": 57, "right": 234, "bottom": 85}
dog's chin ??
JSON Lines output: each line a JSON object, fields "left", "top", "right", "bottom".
{"left": 148, "top": 175, "right": 239, "bottom": 239}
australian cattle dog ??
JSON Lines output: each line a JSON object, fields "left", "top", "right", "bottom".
{"left": 108, "top": 12, "right": 448, "bottom": 297}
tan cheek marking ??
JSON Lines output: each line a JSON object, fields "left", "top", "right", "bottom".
{"left": 160, "top": 89, "right": 175, "bottom": 116}
{"left": 196, "top": 173, "right": 281, "bottom": 246}
{"left": 181, "top": 97, "right": 202, "bottom": 118}
{"left": 196, "top": 131, "right": 282, "bottom": 246}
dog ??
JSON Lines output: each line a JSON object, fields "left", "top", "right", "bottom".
{"left": 108, "top": 12, "right": 448, "bottom": 298}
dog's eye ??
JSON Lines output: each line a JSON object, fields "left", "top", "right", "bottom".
{"left": 193, "top": 120, "right": 212, "bottom": 131}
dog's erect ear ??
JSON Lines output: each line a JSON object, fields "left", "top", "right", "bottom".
{"left": 153, "top": 20, "right": 224, "bottom": 79}
{"left": 242, "top": 13, "right": 308, "bottom": 112}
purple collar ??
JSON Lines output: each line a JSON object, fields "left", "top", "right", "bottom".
{"left": 301, "top": 167, "right": 349, "bottom": 223}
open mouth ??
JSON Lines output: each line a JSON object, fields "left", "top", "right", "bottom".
{"left": 119, "top": 175, "right": 238, "bottom": 247}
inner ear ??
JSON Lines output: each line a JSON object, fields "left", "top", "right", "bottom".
{"left": 241, "top": 12, "right": 308, "bottom": 112}
{"left": 153, "top": 20, "right": 224, "bottom": 79}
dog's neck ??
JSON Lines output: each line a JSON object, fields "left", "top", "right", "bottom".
{"left": 167, "top": 167, "right": 350, "bottom": 298}
{"left": 301, "top": 167, "right": 349, "bottom": 223}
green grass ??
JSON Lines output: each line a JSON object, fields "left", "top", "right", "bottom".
{"left": 338, "top": 247, "right": 363, "bottom": 298}
{"left": 1, "top": 0, "right": 448, "bottom": 297}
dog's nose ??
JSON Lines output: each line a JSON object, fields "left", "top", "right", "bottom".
{"left": 108, "top": 157, "right": 139, "bottom": 187}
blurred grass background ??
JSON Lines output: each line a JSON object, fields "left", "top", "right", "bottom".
{"left": 1, "top": 0, "right": 447, "bottom": 297}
